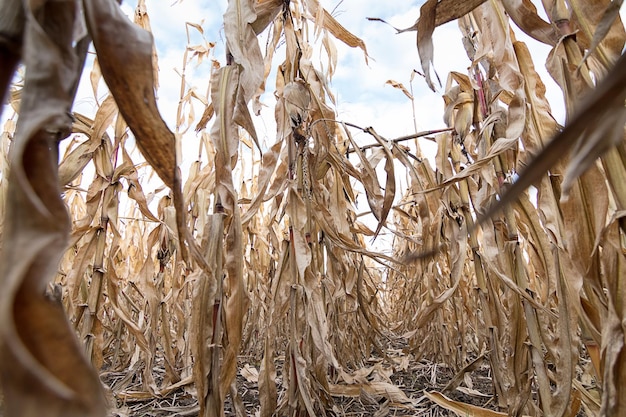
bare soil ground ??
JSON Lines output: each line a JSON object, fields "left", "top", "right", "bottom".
{"left": 104, "top": 356, "right": 498, "bottom": 417}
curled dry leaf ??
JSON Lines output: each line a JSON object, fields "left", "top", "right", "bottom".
{"left": 304, "top": 0, "right": 368, "bottom": 62}
{"left": 0, "top": 1, "right": 107, "bottom": 416}
{"left": 83, "top": 0, "right": 190, "bottom": 267}
{"left": 598, "top": 212, "right": 626, "bottom": 416}
{"left": 282, "top": 79, "right": 311, "bottom": 128}
{"left": 223, "top": 0, "right": 264, "bottom": 150}
{"left": 0, "top": 0, "right": 23, "bottom": 111}
{"left": 83, "top": 0, "right": 176, "bottom": 189}
{"left": 4, "top": 1, "right": 626, "bottom": 416}
{"left": 58, "top": 136, "right": 102, "bottom": 186}
{"left": 342, "top": 124, "right": 384, "bottom": 222}
{"left": 206, "top": 56, "right": 248, "bottom": 416}
{"left": 385, "top": 79, "right": 413, "bottom": 100}
{"left": 364, "top": 127, "right": 396, "bottom": 238}
{"left": 501, "top": 0, "right": 559, "bottom": 46}
{"left": 416, "top": 0, "right": 439, "bottom": 92}
{"left": 329, "top": 381, "right": 414, "bottom": 405}
{"left": 477, "top": 51, "right": 626, "bottom": 224}
{"left": 570, "top": 0, "right": 626, "bottom": 67}
{"left": 251, "top": 0, "right": 283, "bottom": 35}
{"left": 580, "top": 0, "right": 624, "bottom": 66}
{"left": 398, "top": 0, "right": 487, "bottom": 91}
{"left": 397, "top": 0, "right": 488, "bottom": 31}
{"left": 424, "top": 391, "right": 532, "bottom": 417}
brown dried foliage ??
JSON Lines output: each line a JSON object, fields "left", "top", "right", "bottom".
{"left": 1, "top": 0, "right": 625, "bottom": 417}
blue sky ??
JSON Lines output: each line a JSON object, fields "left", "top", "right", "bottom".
{"left": 3, "top": 0, "right": 621, "bottom": 221}
{"left": 122, "top": 0, "right": 569, "bottom": 160}
{"left": 0, "top": 0, "right": 621, "bottom": 250}
{"left": 125, "top": 1, "right": 467, "bottom": 135}
{"left": 1, "top": 0, "right": 569, "bottom": 157}
{"left": 6, "top": 1, "right": 620, "bottom": 148}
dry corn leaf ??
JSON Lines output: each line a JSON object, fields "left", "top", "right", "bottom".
{"left": 191, "top": 214, "right": 223, "bottom": 417}
{"left": 364, "top": 127, "right": 396, "bottom": 238}
{"left": 240, "top": 363, "right": 259, "bottom": 383}
{"left": 121, "top": 147, "right": 160, "bottom": 222}
{"left": 133, "top": 0, "right": 159, "bottom": 89}
{"left": 58, "top": 136, "right": 101, "bottom": 186}
{"left": 241, "top": 139, "right": 283, "bottom": 225}
{"left": 598, "top": 212, "right": 626, "bottom": 416}
{"left": 258, "top": 336, "right": 278, "bottom": 417}
{"left": 501, "top": 0, "right": 558, "bottom": 46}
{"left": 416, "top": 0, "right": 439, "bottom": 92}
{"left": 0, "top": 1, "right": 107, "bottom": 415}
{"left": 209, "top": 62, "right": 248, "bottom": 415}
{"left": 442, "top": 353, "right": 487, "bottom": 393}
{"left": 478, "top": 51, "right": 626, "bottom": 224}
{"left": 251, "top": 0, "right": 283, "bottom": 35}
{"left": 89, "top": 58, "right": 102, "bottom": 103}
{"left": 84, "top": 0, "right": 175, "bottom": 189}
{"left": 223, "top": 0, "right": 263, "bottom": 149}
{"left": 321, "top": 8, "right": 367, "bottom": 57}
{"left": 83, "top": 0, "right": 191, "bottom": 267}
{"left": 329, "top": 381, "right": 414, "bottom": 405}
{"left": 385, "top": 79, "right": 413, "bottom": 101}
{"left": 425, "top": 391, "right": 531, "bottom": 417}
{"left": 579, "top": 0, "right": 625, "bottom": 66}
{"left": 398, "top": 0, "right": 488, "bottom": 91}
{"left": 396, "top": 0, "right": 487, "bottom": 32}
{"left": 0, "top": 0, "right": 23, "bottom": 111}
{"left": 343, "top": 124, "right": 384, "bottom": 222}
{"left": 306, "top": 0, "right": 368, "bottom": 62}
{"left": 570, "top": 0, "right": 626, "bottom": 66}
{"left": 512, "top": 40, "right": 560, "bottom": 150}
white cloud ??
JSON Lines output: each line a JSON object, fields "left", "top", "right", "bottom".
{"left": 72, "top": 0, "right": 575, "bottom": 151}
{"left": 4, "top": 0, "right": 624, "bottom": 187}
{"left": 324, "top": 3, "right": 469, "bottom": 142}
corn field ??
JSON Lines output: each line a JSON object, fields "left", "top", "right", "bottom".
{"left": 1, "top": 0, "right": 625, "bottom": 416}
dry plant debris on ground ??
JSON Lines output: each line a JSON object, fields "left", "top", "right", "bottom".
{"left": 103, "top": 353, "right": 500, "bottom": 417}
{"left": 0, "top": 0, "right": 625, "bottom": 416}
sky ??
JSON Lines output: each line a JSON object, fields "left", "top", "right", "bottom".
{"left": 2, "top": 1, "right": 623, "bottom": 247}
{"left": 124, "top": 0, "right": 569, "bottom": 164}
{"left": 118, "top": 0, "right": 570, "bottom": 248}
{"left": 2, "top": 0, "right": 575, "bottom": 163}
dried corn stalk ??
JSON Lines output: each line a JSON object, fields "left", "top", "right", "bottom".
{"left": 2, "top": 0, "right": 626, "bottom": 417}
